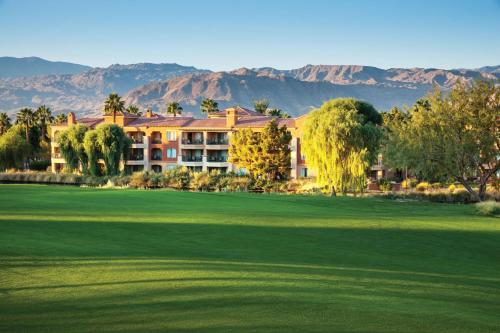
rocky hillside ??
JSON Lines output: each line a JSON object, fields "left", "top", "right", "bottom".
{"left": 124, "top": 69, "right": 431, "bottom": 116}
{"left": 0, "top": 56, "right": 91, "bottom": 78}
{"left": 0, "top": 59, "right": 498, "bottom": 117}
{"left": 0, "top": 63, "right": 210, "bottom": 115}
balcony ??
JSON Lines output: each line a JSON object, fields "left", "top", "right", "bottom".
{"left": 182, "top": 156, "right": 203, "bottom": 162}
{"left": 206, "top": 132, "right": 228, "bottom": 145}
{"left": 207, "top": 155, "right": 228, "bottom": 162}
{"left": 151, "top": 131, "right": 162, "bottom": 144}
{"left": 181, "top": 138, "right": 204, "bottom": 145}
{"left": 51, "top": 153, "right": 62, "bottom": 158}
{"left": 128, "top": 154, "right": 144, "bottom": 161}
{"left": 127, "top": 132, "right": 145, "bottom": 144}
{"left": 128, "top": 148, "right": 144, "bottom": 161}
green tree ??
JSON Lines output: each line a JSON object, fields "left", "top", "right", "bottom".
{"left": 83, "top": 130, "right": 101, "bottom": 176}
{"left": 200, "top": 98, "right": 219, "bottom": 116}
{"left": 104, "top": 93, "right": 125, "bottom": 123}
{"left": 126, "top": 105, "right": 142, "bottom": 115}
{"left": 95, "top": 124, "right": 131, "bottom": 176}
{"left": 265, "top": 108, "right": 290, "bottom": 118}
{"left": 167, "top": 102, "right": 183, "bottom": 117}
{"left": 15, "top": 108, "right": 35, "bottom": 143}
{"left": 0, "top": 125, "right": 31, "bottom": 170}
{"left": 302, "top": 98, "right": 382, "bottom": 196}
{"left": 383, "top": 81, "right": 500, "bottom": 200}
{"left": 253, "top": 99, "right": 270, "bottom": 114}
{"left": 229, "top": 119, "right": 292, "bottom": 181}
{"left": 34, "top": 105, "right": 54, "bottom": 142}
{"left": 56, "top": 124, "right": 90, "bottom": 173}
{"left": 0, "top": 112, "right": 11, "bottom": 136}
{"left": 54, "top": 114, "right": 68, "bottom": 124}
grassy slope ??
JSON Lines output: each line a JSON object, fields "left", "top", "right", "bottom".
{"left": 0, "top": 184, "right": 499, "bottom": 333}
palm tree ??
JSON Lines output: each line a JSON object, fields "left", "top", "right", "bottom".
{"left": 104, "top": 93, "right": 125, "bottom": 123}
{"left": 0, "top": 112, "right": 11, "bottom": 136}
{"left": 34, "top": 105, "right": 54, "bottom": 141}
{"left": 15, "top": 108, "right": 35, "bottom": 142}
{"left": 200, "top": 98, "right": 219, "bottom": 117}
{"left": 54, "top": 114, "right": 68, "bottom": 124}
{"left": 126, "top": 105, "right": 142, "bottom": 116}
{"left": 253, "top": 99, "right": 270, "bottom": 114}
{"left": 167, "top": 102, "right": 183, "bottom": 117}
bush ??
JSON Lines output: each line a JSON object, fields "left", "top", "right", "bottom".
{"left": 430, "top": 182, "right": 442, "bottom": 190}
{"left": 29, "top": 160, "right": 51, "bottom": 171}
{"left": 0, "top": 172, "right": 81, "bottom": 185}
{"left": 164, "top": 167, "right": 192, "bottom": 190}
{"left": 226, "top": 176, "right": 251, "bottom": 192}
{"left": 416, "top": 182, "right": 429, "bottom": 192}
{"left": 191, "top": 172, "right": 211, "bottom": 191}
{"left": 448, "top": 184, "right": 456, "bottom": 193}
{"left": 378, "top": 179, "right": 392, "bottom": 192}
{"left": 475, "top": 201, "right": 500, "bottom": 216}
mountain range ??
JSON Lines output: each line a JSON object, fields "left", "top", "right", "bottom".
{"left": 0, "top": 57, "right": 498, "bottom": 117}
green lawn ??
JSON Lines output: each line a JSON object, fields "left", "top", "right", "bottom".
{"left": 0, "top": 184, "right": 499, "bottom": 332}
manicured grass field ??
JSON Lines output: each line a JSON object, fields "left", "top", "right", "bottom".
{"left": 0, "top": 184, "right": 499, "bottom": 332}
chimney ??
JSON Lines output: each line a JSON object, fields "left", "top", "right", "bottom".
{"left": 226, "top": 108, "right": 237, "bottom": 127}
{"left": 67, "top": 112, "right": 76, "bottom": 126}
{"left": 146, "top": 109, "right": 153, "bottom": 118}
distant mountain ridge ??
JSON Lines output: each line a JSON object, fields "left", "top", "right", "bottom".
{"left": 0, "top": 57, "right": 498, "bottom": 117}
{"left": 0, "top": 56, "right": 91, "bottom": 78}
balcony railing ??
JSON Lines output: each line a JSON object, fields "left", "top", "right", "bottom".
{"left": 182, "top": 156, "right": 203, "bottom": 162}
{"left": 128, "top": 155, "right": 144, "bottom": 161}
{"left": 207, "top": 155, "right": 228, "bottom": 162}
{"left": 51, "top": 153, "right": 62, "bottom": 158}
{"left": 181, "top": 138, "right": 204, "bottom": 145}
{"left": 151, "top": 156, "right": 162, "bottom": 161}
{"left": 151, "top": 139, "right": 162, "bottom": 144}
{"left": 129, "top": 137, "right": 144, "bottom": 144}
{"left": 206, "top": 138, "right": 229, "bottom": 145}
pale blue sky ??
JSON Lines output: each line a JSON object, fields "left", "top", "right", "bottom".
{"left": 0, "top": 0, "right": 498, "bottom": 70}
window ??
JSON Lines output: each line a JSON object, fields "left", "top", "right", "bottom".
{"left": 167, "top": 131, "right": 177, "bottom": 141}
{"left": 167, "top": 148, "right": 177, "bottom": 158}
{"left": 300, "top": 167, "right": 308, "bottom": 178}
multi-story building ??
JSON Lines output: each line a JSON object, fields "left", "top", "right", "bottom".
{"left": 50, "top": 107, "right": 311, "bottom": 178}
{"left": 50, "top": 106, "right": 390, "bottom": 179}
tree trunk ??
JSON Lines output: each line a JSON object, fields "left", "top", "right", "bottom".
{"left": 456, "top": 177, "right": 479, "bottom": 202}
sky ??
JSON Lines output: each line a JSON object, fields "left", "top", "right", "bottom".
{"left": 0, "top": 0, "right": 499, "bottom": 71}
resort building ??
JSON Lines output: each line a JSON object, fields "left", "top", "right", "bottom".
{"left": 50, "top": 107, "right": 389, "bottom": 179}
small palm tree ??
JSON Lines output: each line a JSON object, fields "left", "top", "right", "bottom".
{"left": 0, "top": 112, "right": 11, "bottom": 136}
{"left": 34, "top": 105, "right": 54, "bottom": 141}
{"left": 253, "top": 99, "right": 270, "bottom": 114}
{"left": 200, "top": 98, "right": 219, "bottom": 116}
{"left": 104, "top": 93, "right": 125, "bottom": 123}
{"left": 15, "top": 108, "right": 35, "bottom": 142}
{"left": 54, "top": 114, "right": 68, "bottom": 124}
{"left": 167, "top": 102, "right": 183, "bottom": 117}
{"left": 126, "top": 105, "right": 142, "bottom": 116}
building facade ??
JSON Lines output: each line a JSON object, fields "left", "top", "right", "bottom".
{"left": 50, "top": 106, "right": 390, "bottom": 179}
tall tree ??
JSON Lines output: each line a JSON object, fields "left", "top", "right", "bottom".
{"left": 15, "top": 108, "right": 35, "bottom": 143}
{"left": 56, "top": 124, "right": 90, "bottom": 173}
{"left": 302, "top": 98, "right": 382, "bottom": 196}
{"left": 200, "top": 98, "right": 219, "bottom": 116}
{"left": 383, "top": 81, "right": 500, "bottom": 200}
{"left": 34, "top": 105, "right": 54, "bottom": 142}
{"left": 167, "top": 102, "right": 183, "bottom": 117}
{"left": 83, "top": 130, "right": 101, "bottom": 176}
{"left": 229, "top": 119, "right": 292, "bottom": 181}
{"left": 95, "top": 124, "right": 131, "bottom": 176}
{"left": 126, "top": 105, "right": 142, "bottom": 115}
{"left": 54, "top": 114, "right": 68, "bottom": 124}
{"left": 0, "top": 125, "right": 31, "bottom": 171}
{"left": 104, "top": 93, "right": 125, "bottom": 123}
{"left": 0, "top": 112, "right": 11, "bottom": 136}
{"left": 253, "top": 99, "right": 270, "bottom": 114}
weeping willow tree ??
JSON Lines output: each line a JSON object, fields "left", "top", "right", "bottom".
{"left": 83, "top": 130, "right": 101, "bottom": 176}
{"left": 302, "top": 98, "right": 382, "bottom": 196}
{"left": 56, "top": 124, "right": 89, "bottom": 173}
{"left": 95, "top": 124, "right": 131, "bottom": 176}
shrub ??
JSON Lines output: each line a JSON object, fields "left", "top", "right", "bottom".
{"left": 129, "top": 171, "right": 150, "bottom": 189}
{"left": 475, "top": 201, "right": 500, "bottom": 216}
{"left": 416, "top": 182, "right": 429, "bottom": 192}
{"left": 430, "top": 182, "right": 442, "bottom": 190}
{"left": 226, "top": 176, "right": 251, "bottom": 192}
{"left": 191, "top": 172, "right": 211, "bottom": 191}
{"left": 29, "top": 160, "right": 51, "bottom": 171}
{"left": 378, "top": 179, "right": 392, "bottom": 192}
{"left": 164, "top": 166, "right": 191, "bottom": 190}
{"left": 448, "top": 184, "right": 456, "bottom": 193}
